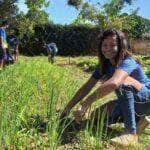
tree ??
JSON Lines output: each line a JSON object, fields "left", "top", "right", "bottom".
{"left": 70, "top": 0, "right": 135, "bottom": 30}
{"left": 0, "top": 0, "right": 18, "bottom": 21}
{"left": 25, "top": 0, "right": 51, "bottom": 25}
{"left": 72, "top": 2, "right": 106, "bottom": 28}
{"left": 13, "top": 0, "right": 52, "bottom": 38}
{"left": 14, "top": 12, "right": 35, "bottom": 38}
{"left": 67, "top": 0, "right": 83, "bottom": 9}
{"left": 122, "top": 14, "right": 150, "bottom": 38}
{"left": 70, "top": 0, "right": 150, "bottom": 38}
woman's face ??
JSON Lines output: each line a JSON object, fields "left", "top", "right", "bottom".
{"left": 101, "top": 35, "right": 119, "bottom": 60}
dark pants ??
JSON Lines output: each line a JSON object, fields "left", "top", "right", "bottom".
{"left": 48, "top": 52, "right": 57, "bottom": 64}
{"left": 91, "top": 83, "right": 150, "bottom": 134}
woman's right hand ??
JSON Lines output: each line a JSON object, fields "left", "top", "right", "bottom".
{"left": 73, "top": 108, "right": 83, "bottom": 123}
{"left": 73, "top": 104, "right": 88, "bottom": 123}
{"left": 60, "top": 108, "right": 70, "bottom": 120}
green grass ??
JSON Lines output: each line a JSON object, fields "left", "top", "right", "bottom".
{"left": 0, "top": 57, "right": 84, "bottom": 149}
{"left": 0, "top": 56, "right": 149, "bottom": 149}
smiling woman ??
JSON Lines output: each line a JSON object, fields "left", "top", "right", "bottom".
{"left": 101, "top": 36, "right": 118, "bottom": 59}
{"left": 61, "top": 29, "right": 150, "bottom": 147}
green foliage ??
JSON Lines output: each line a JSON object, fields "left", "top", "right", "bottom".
{"left": 121, "top": 14, "right": 150, "bottom": 38}
{"left": 70, "top": 0, "right": 150, "bottom": 38}
{"left": 0, "top": 56, "right": 149, "bottom": 149}
{"left": 70, "top": 0, "right": 135, "bottom": 30}
{"left": 20, "top": 24, "right": 100, "bottom": 56}
{"left": 0, "top": 57, "right": 81, "bottom": 148}
{"left": 103, "top": 0, "right": 133, "bottom": 18}
{"left": 73, "top": 2, "right": 105, "bottom": 27}
{"left": 25, "top": 0, "right": 50, "bottom": 10}
{"left": 25, "top": 0, "right": 50, "bottom": 25}
{"left": 0, "top": 0, "right": 18, "bottom": 22}
{"left": 14, "top": 12, "right": 35, "bottom": 38}
{"left": 72, "top": 2, "right": 106, "bottom": 28}
{"left": 12, "top": 0, "right": 51, "bottom": 39}
{"left": 67, "top": 0, "right": 83, "bottom": 9}
{"left": 75, "top": 58, "right": 98, "bottom": 72}
{"left": 27, "top": 10, "right": 50, "bottom": 25}
{"left": 141, "top": 56, "right": 150, "bottom": 75}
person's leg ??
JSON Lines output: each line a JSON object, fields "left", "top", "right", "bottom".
{"left": 1, "top": 54, "right": 6, "bottom": 68}
{"left": 51, "top": 56, "right": 54, "bottom": 64}
{"left": 16, "top": 45, "right": 19, "bottom": 62}
{"left": 134, "top": 85, "right": 150, "bottom": 134}
{"left": 16, "top": 50, "right": 19, "bottom": 62}
{"left": 111, "top": 84, "right": 150, "bottom": 146}
{"left": 51, "top": 53, "right": 55, "bottom": 64}
{"left": 14, "top": 50, "right": 17, "bottom": 62}
{"left": 137, "top": 116, "right": 150, "bottom": 134}
{"left": 0, "top": 48, "right": 4, "bottom": 69}
{"left": 116, "top": 84, "right": 136, "bottom": 134}
{"left": 110, "top": 84, "right": 139, "bottom": 146}
{"left": 48, "top": 54, "right": 51, "bottom": 63}
{"left": 0, "top": 59, "right": 4, "bottom": 69}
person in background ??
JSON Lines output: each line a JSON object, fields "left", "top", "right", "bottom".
{"left": 8, "top": 32, "right": 19, "bottom": 62}
{"left": 0, "top": 20, "right": 9, "bottom": 69}
{"left": 44, "top": 42, "right": 58, "bottom": 64}
{"left": 61, "top": 29, "right": 150, "bottom": 146}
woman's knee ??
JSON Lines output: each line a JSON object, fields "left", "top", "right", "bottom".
{"left": 116, "top": 84, "right": 135, "bottom": 95}
{"left": 120, "top": 84, "right": 134, "bottom": 91}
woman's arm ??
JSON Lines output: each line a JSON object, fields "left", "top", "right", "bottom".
{"left": 60, "top": 76, "right": 99, "bottom": 118}
{"left": 81, "top": 70, "right": 128, "bottom": 106}
{"left": 74, "top": 69, "right": 142, "bottom": 122}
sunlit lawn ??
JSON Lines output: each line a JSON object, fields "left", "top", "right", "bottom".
{"left": 0, "top": 55, "right": 149, "bottom": 149}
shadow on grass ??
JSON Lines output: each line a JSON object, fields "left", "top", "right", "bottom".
{"left": 18, "top": 114, "right": 125, "bottom": 146}
{"left": 58, "top": 117, "right": 124, "bottom": 145}
{"left": 58, "top": 117, "right": 87, "bottom": 145}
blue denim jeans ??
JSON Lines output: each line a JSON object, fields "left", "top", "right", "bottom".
{"left": 109, "top": 83, "right": 150, "bottom": 134}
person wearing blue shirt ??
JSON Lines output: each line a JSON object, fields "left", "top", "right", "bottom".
{"left": 8, "top": 32, "right": 19, "bottom": 62}
{"left": 61, "top": 29, "right": 150, "bottom": 146}
{"left": 44, "top": 42, "right": 58, "bottom": 64}
{"left": 0, "top": 20, "right": 9, "bottom": 69}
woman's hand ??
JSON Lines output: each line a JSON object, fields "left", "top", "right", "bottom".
{"left": 60, "top": 108, "right": 70, "bottom": 120}
{"left": 73, "top": 104, "right": 88, "bottom": 123}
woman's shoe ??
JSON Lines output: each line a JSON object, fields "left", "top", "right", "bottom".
{"left": 110, "top": 134, "right": 138, "bottom": 147}
{"left": 137, "top": 116, "right": 150, "bottom": 134}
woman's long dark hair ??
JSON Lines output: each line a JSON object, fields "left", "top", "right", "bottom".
{"left": 98, "top": 29, "right": 132, "bottom": 76}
